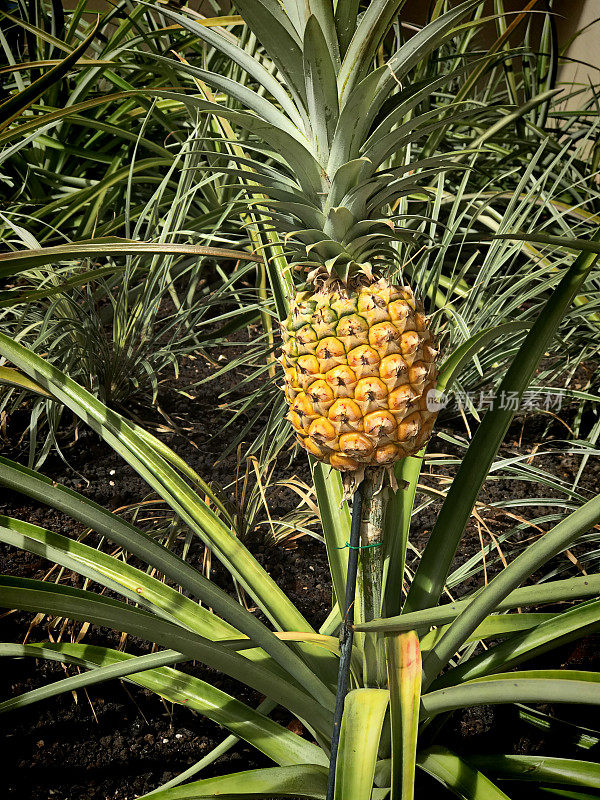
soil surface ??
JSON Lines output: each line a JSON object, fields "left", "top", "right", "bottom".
{"left": 1, "top": 341, "right": 599, "bottom": 799}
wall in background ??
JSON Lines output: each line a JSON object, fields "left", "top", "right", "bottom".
{"left": 401, "top": 1, "right": 600, "bottom": 103}
{"left": 554, "top": 1, "right": 600, "bottom": 88}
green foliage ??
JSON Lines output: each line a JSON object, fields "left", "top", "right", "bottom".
{"left": 0, "top": 0, "right": 257, "bottom": 461}
{"left": 2, "top": 244, "right": 600, "bottom": 793}
{"left": 1, "top": 2, "right": 600, "bottom": 799}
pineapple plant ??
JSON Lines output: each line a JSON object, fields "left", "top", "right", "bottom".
{"left": 149, "top": 0, "right": 483, "bottom": 480}
{"left": 3, "top": 4, "right": 600, "bottom": 800}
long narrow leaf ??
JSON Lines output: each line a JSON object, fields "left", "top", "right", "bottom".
{"left": 0, "top": 642, "right": 326, "bottom": 767}
{"left": 0, "top": 577, "right": 333, "bottom": 735}
{"left": 382, "top": 455, "right": 422, "bottom": 617}
{"left": 466, "top": 755, "right": 600, "bottom": 789}
{"left": 233, "top": 0, "right": 307, "bottom": 108}
{"left": 432, "top": 599, "right": 600, "bottom": 687}
{"left": 0, "top": 516, "right": 243, "bottom": 640}
{"left": 422, "top": 672, "right": 600, "bottom": 719}
{"left": 147, "top": 4, "right": 302, "bottom": 126}
{"left": 0, "top": 338, "right": 338, "bottom": 699}
{"left": 355, "top": 574, "right": 600, "bottom": 633}
{"left": 417, "top": 746, "right": 511, "bottom": 800}
{"left": 334, "top": 689, "right": 389, "bottom": 800}
{"left": 0, "top": 240, "right": 261, "bottom": 278}
{"left": 387, "top": 632, "right": 421, "bottom": 800}
{"left": 312, "top": 461, "right": 350, "bottom": 615}
{"left": 138, "top": 765, "right": 328, "bottom": 799}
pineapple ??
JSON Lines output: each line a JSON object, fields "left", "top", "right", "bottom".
{"left": 281, "top": 276, "right": 437, "bottom": 472}
{"left": 158, "top": 0, "right": 477, "bottom": 473}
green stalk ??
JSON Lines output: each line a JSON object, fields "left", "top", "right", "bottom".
{"left": 358, "top": 467, "right": 388, "bottom": 688}
{"left": 326, "top": 481, "right": 364, "bottom": 800}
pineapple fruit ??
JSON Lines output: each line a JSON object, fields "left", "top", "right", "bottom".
{"left": 157, "top": 0, "right": 475, "bottom": 474}
{"left": 281, "top": 276, "right": 437, "bottom": 472}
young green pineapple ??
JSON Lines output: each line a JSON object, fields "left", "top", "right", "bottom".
{"left": 281, "top": 275, "right": 437, "bottom": 471}
{"left": 158, "top": 0, "right": 478, "bottom": 472}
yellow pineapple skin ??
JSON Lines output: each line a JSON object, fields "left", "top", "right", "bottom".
{"left": 280, "top": 278, "right": 438, "bottom": 472}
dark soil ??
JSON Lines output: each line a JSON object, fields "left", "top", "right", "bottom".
{"left": 1, "top": 342, "right": 599, "bottom": 799}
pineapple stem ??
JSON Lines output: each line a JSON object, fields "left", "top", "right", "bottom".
{"left": 358, "top": 467, "right": 388, "bottom": 688}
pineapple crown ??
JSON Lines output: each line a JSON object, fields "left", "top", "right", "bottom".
{"left": 154, "top": 0, "right": 487, "bottom": 283}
